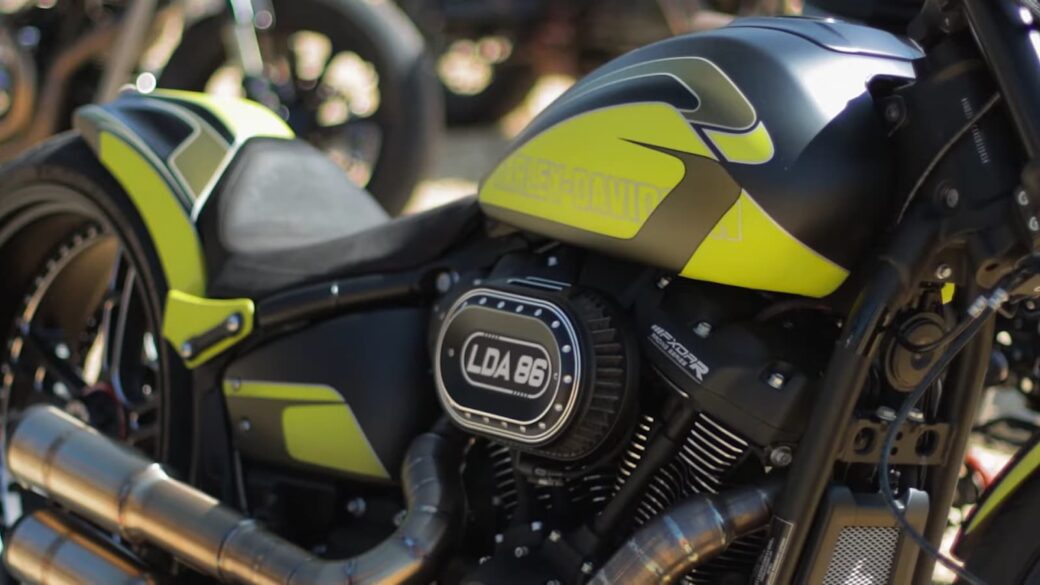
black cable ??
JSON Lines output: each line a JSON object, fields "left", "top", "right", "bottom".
{"left": 879, "top": 273, "right": 1030, "bottom": 585}
{"left": 896, "top": 93, "right": 1003, "bottom": 224}
{"left": 896, "top": 316, "right": 974, "bottom": 353}
{"left": 879, "top": 310, "right": 991, "bottom": 585}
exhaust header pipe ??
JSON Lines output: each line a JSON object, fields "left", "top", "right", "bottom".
{"left": 5, "top": 406, "right": 463, "bottom": 585}
{"left": 591, "top": 483, "right": 778, "bottom": 584}
{"left": 5, "top": 510, "right": 153, "bottom": 585}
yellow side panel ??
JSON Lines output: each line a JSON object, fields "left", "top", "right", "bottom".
{"left": 224, "top": 381, "right": 391, "bottom": 480}
{"left": 153, "top": 90, "right": 293, "bottom": 141}
{"left": 965, "top": 440, "right": 1040, "bottom": 534}
{"left": 98, "top": 133, "right": 206, "bottom": 296}
{"left": 704, "top": 122, "right": 775, "bottom": 165}
{"left": 163, "top": 291, "right": 254, "bottom": 368}
{"left": 480, "top": 103, "right": 714, "bottom": 239}
{"left": 681, "top": 192, "right": 849, "bottom": 297}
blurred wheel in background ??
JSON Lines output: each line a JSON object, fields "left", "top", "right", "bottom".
{"left": 161, "top": 0, "right": 442, "bottom": 215}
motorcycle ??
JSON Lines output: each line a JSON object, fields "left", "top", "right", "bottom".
{"left": 3, "top": 1, "right": 1040, "bottom": 584}
{"left": 0, "top": 0, "right": 440, "bottom": 214}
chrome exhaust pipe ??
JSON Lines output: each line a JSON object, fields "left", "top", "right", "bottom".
{"left": 4, "top": 509, "right": 153, "bottom": 585}
{"left": 5, "top": 405, "right": 463, "bottom": 585}
{"left": 591, "top": 483, "right": 778, "bottom": 584}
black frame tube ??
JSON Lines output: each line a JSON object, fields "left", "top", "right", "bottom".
{"left": 764, "top": 220, "right": 937, "bottom": 584}
{"left": 911, "top": 315, "right": 995, "bottom": 584}
{"left": 962, "top": 0, "right": 1040, "bottom": 159}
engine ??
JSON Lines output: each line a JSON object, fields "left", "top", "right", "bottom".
{"left": 431, "top": 250, "right": 833, "bottom": 584}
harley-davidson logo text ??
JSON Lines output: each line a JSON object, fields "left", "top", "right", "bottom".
{"left": 490, "top": 153, "right": 669, "bottom": 224}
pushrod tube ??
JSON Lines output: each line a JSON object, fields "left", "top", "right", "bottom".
{"left": 757, "top": 219, "right": 938, "bottom": 584}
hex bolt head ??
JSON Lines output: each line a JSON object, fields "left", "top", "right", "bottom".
{"left": 179, "top": 342, "right": 193, "bottom": 359}
{"left": 548, "top": 530, "right": 562, "bottom": 542}
{"left": 935, "top": 264, "right": 953, "bottom": 281}
{"left": 876, "top": 406, "right": 897, "bottom": 422}
{"left": 657, "top": 276, "right": 672, "bottom": 289}
{"left": 944, "top": 187, "right": 960, "bottom": 208}
{"left": 694, "top": 322, "right": 712, "bottom": 338}
{"left": 908, "top": 409, "right": 925, "bottom": 423}
{"left": 225, "top": 313, "right": 242, "bottom": 333}
{"left": 581, "top": 562, "right": 594, "bottom": 575}
{"left": 769, "top": 446, "right": 794, "bottom": 467}
{"left": 514, "top": 546, "right": 529, "bottom": 558}
{"left": 346, "top": 498, "right": 366, "bottom": 517}
{"left": 238, "top": 418, "right": 252, "bottom": 432}
{"left": 766, "top": 372, "right": 786, "bottom": 389}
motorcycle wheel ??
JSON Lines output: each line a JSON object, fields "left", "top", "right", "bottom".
{"left": 0, "top": 135, "right": 190, "bottom": 527}
{"left": 160, "top": 0, "right": 442, "bottom": 215}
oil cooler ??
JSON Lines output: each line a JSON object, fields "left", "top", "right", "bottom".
{"left": 797, "top": 487, "right": 929, "bottom": 584}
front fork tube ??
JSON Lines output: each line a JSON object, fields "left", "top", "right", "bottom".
{"left": 755, "top": 218, "right": 940, "bottom": 585}
{"left": 911, "top": 315, "right": 994, "bottom": 584}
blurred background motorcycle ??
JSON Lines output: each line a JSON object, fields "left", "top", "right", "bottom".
{"left": 401, "top": 0, "right": 794, "bottom": 127}
{"left": 0, "top": 0, "right": 442, "bottom": 214}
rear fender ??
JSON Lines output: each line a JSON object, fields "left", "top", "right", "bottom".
{"left": 73, "top": 90, "right": 293, "bottom": 366}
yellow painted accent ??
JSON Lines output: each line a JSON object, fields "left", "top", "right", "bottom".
{"left": 480, "top": 103, "right": 715, "bottom": 239}
{"left": 171, "top": 126, "right": 229, "bottom": 197}
{"left": 283, "top": 404, "right": 390, "bottom": 479}
{"left": 98, "top": 133, "right": 206, "bottom": 296}
{"left": 704, "top": 122, "right": 775, "bottom": 165}
{"left": 966, "top": 440, "right": 1040, "bottom": 534}
{"left": 224, "top": 381, "right": 390, "bottom": 479}
{"left": 153, "top": 90, "right": 293, "bottom": 141}
{"left": 681, "top": 192, "right": 849, "bottom": 297}
{"left": 942, "top": 283, "right": 956, "bottom": 304}
{"left": 163, "top": 290, "right": 254, "bottom": 368}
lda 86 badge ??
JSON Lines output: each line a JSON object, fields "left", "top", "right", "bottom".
{"left": 433, "top": 287, "right": 582, "bottom": 445}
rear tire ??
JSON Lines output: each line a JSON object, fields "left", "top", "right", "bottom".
{"left": 959, "top": 466, "right": 1040, "bottom": 583}
{"left": 0, "top": 134, "right": 192, "bottom": 489}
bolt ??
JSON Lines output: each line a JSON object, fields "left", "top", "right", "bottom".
{"left": 330, "top": 283, "right": 340, "bottom": 296}
{"left": 346, "top": 498, "right": 366, "bottom": 517}
{"left": 1018, "top": 189, "right": 1031, "bottom": 206}
{"left": 884, "top": 101, "right": 903, "bottom": 124}
{"left": 657, "top": 276, "right": 672, "bottom": 289}
{"left": 766, "top": 372, "right": 786, "bottom": 389}
{"left": 769, "top": 446, "right": 794, "bottom": 467}
{"left": 531, "top": 521, "right": 543, "bottom": 532}
{"left": 549, "top": 530, "right": 562, "bottom": 542}
{"left": 876, "top": 406, "right": 897, "bottom": 422}
{"left": 1031, "top": 217, "right": 1040, "bottom": 233}
{"left": 942, "top": 185, "right": 960, "bottom": 209}
{"left": 479, "top": 556, "right": 491, "bottom": 565}
{"left": 581, "top": 562, "right": 595, "bottom": 575}
{"left": 435, "top": 272, "right": 453, "bottom": 293}
{"left": 494, "top": 533, "right": 504, "bottom": 544}
{"left": 908, "top": 409, "right": 925, "bottom": 423}
{"left": 238, "top": 418, "right": 252, "bottom": 432}
{"left": 547, "top": 256, "right": 559, "bottom": 267}
{"left": 225, "top": 313, "right": 242, "bottom": 333}
{"left": 230, "top": 378, "right": 241, "bottom": 391}
{"left": 935, "top": 264, "right": 953, "bottom": 281}
{"left": 514, "top": 546, "right": 529, "bottom": 558}
{"left": 547, "top": 581, "right": 562, "bottom": 585}
{"left": 694, "top": 322, "right": 712, "bottom": 338}
{"left": 179, "top": 342, "right": 193, "bottom": 359}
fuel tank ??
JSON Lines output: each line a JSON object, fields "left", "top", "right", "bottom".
{"left": 478, "top": 17, "right": 921, "bottom": 297}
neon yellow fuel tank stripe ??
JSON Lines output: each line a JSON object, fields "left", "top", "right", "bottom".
{"left": 681, "top": 191, "right": 849, "bottom": 297}
{"left": 480, "top": 103, "right": 715, "bottom": 239}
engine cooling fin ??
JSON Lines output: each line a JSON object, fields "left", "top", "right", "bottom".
{"left": 616, "top": 411, "right": 767, "bottom": 583}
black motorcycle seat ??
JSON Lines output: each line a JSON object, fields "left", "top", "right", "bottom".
{"left": 196, "top": 138, "right": 481, "bottom": 298}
